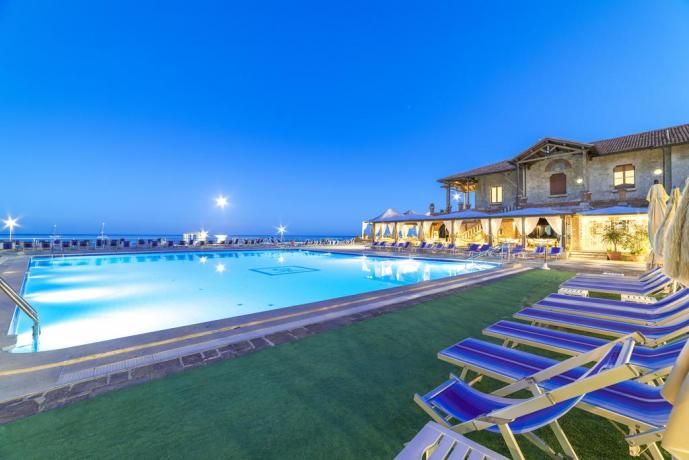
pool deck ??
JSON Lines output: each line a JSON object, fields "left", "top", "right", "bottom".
{"left": 0, "top": 245, "right": 645, "bottom": 423}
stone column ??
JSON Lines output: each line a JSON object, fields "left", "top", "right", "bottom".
{"left": 582, "top": 151, "right": 589, "bottom": 193}
{"left": 521, "top": 217, "right": 527, "bottom": 247}
{"left": 445, "top": 185, "right": 452, "bottom": 213}
{"left": 488, "top": 218, "right": 493, "bottom": 246}
{"left": 663, "top": 146, "right": 673, "bottom": 190}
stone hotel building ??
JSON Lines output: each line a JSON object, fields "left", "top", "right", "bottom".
{"left": 366, "top": 123, "right": 689, "bottom": 257}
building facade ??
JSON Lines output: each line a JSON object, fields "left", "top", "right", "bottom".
{"left": 366, "top": 123, "right": 689, "bottom": 256}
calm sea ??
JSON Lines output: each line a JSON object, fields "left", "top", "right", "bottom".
{"left": 1, "top": 233, "right": 353, "bottom": 243}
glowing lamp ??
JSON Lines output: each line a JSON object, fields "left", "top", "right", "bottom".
{"left": 2, "top": 216, "right": 20, "bottom": 241}
{"left": 215, "top": 195, "right": 229, "bottom": 209}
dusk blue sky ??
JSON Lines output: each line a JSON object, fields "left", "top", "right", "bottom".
{"left": 1, "top": 1, "right": 688, "bottom": 236}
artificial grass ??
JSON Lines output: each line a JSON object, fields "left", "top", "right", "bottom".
{"left": 0, "top": 270, "right": 633, "bottom": 459}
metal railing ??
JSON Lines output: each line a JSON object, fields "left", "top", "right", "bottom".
{"left": 0, "top": 276, "right": 40, "bottom": 341}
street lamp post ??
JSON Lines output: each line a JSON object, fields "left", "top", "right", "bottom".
{"left": 2, "top": 216, "right": 19, "bottom": 241}
{"left": 277, "top": 225, "right": 286, "bottom": 243}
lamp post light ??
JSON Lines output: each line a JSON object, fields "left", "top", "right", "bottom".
{"left": 3, "top": 216, "right": 19, "bottom": 241}
{"left": 215, "top": 195, "right": 229, "bottom": 209}
{"left": 277, "top": 225, "right": 286, "bottom": 243}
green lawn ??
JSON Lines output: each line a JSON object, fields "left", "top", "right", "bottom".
{"left": 0, "top": 270, "right": 633, "bottom": 459}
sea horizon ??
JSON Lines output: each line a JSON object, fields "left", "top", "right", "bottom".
{"left": 1, "top": 232, "right": 354, "bottom": 242}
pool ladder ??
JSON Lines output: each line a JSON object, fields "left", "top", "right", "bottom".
{"left": 0, "top": 276, "right": 40, "bottom": 345}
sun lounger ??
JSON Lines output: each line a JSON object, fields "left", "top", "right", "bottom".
{"left": 417, "top": 336, "right": 646, "bottom": 459}
{"left": 463, "top": 243, "right": 479, "bottom": 255}
{"left": 560, "top": 272, "right": 672, "bottom": 296}
{"left": 547, "top": 247, "right": 562, "bottom": 258}
{"left": 571, "top": 266, "right": 662, "bottom": 283}
{"left": 433, "top": 336, "right": 685, "bottom": 459}
{"left": 484, "top": 320, "right": 685, "bottom": 374}
{"left": 470, "top": 244, "right": 490, "bottom": 257}
{"left": 514, "top": 307, "right": 689, "bottom": 346}
{"left": 510, "top": 245, "right": 524, "bottom": 257}
{"left": 531, "top": 289, "right": 689, "bottom": 325}
{"left": 529, "top": 246, "right": 545, "bottom": 258}
{"left": 535, "top": 288, "right": 688, "bottom": 312}
{"left": 395, "top": 421, "right": 509, "bottom": 460}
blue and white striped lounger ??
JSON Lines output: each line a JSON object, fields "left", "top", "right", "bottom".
{"left": 532, "top": 290, "right": 689, "bottom": 325}
{"left": 535, "top": 288, "right": 689, "bottom": 312}
{"left": 394, "top": 421, "right": 509, "bottom": 460}
{"left": 483, "top": 320, "right": 685, "bottom": 372}
{"left": 514, "top": 307, "right": 689, "bottom": 346}
{"left": 559, "top": 272, "right": 672, "bottom": 295}
{"left": 435, "top": 338, "right": 672, "bottom": 433}
{"left": 417, "top": 338, "right": 650, "bottom": 459}
{"left": 570, "top": 266, "right": 662, "bottom": 283}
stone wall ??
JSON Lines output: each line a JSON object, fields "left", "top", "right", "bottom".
{"left": 474, "top": 170, "right": 518, "bottom": 209}
{"left": 588, "top": 149, "right": 663, "bottom": 203}
{"left": 671, "top": 143, "right": 689, "bottom": 189}
{"left": 523, "top": 153, "right": 586, "bottom": 205}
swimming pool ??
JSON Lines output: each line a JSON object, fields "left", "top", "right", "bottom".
{"left": 10, "top": 250, "right": 497, "bottom": 352}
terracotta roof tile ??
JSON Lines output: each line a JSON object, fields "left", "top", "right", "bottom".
{"left": 438, "top": 160, "right": 515, "bottom": 181}
{"left": 591, "top": 123, "right": 689, "bottom": 155}
{"left": 439, "top": 123, "right": 689, "bottom": 183}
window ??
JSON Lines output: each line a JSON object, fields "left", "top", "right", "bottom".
{"left": 613, "top": 164, "right": 635, "bottom": 188}
{"left": 550, "top": 173, "right": 567, "bottom": 195}
{"left": 490, "top": 186, "right": 503, "bottom": 204}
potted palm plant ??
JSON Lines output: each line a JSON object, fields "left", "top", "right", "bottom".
{"left": 622, "top": 224, "right": 649, "bottom": 262}
{"left": 600, "top": 223, "right": 625, "bottom": 260}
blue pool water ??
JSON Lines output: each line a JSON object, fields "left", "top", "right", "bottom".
{"left": 11, "top": 250, "right": 497, "bottom": 352}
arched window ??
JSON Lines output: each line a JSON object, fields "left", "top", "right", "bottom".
{"left": 545, "top": 159, "right": 572, "bottom": 173}
{"left": 550, "top": 173, "right": 567, "bottom": 195}
{"left": 613, "top": 164, "right": 635, "bottom": 188}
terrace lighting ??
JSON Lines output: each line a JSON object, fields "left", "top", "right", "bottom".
{"left": 215, "top": 195, "right": 229, "bottom": 209}
{"left": 576, "top": 177, "right": 584, "bottom": 184}
{"left": 277, "top": 225, "right": 287, "bottom": 242}
{"left": 2, "top": 216, "right": 19, "bottom": 241}
{"left": 215, "top": 263, "right": 226, "bottom": 273}
{"left": 453, "top": 192, "right": 461, "bottom": 202}
{"left": 653, "top": 168, "right": 663, "bottom": 176}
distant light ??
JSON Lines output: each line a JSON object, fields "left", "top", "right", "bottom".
{"left": 576, "top": 177, "right": 583, "bottom": 184}
{"left": 215, "top": 195, "right": 229, "bottom": 209}
{"left": 653, "top": 168, "right": 663, "bottom": 176}
{"left": 199, "top": 256, "right": 208, "bottom": 264}
{"left": 453, "top": 192, "right": 461, "bottom": 202}
{"left": 199, "top": 230, "right": 209, "bottom": 241}
{"left": 2, "top": 215, "right": 19, "bottom": 241}
{"left": 215, "top": 263, "right": 226, "bottom": 273}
